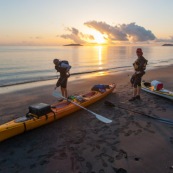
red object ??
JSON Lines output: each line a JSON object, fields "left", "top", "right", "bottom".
{"left": 156, "top": 83, "right": 163, "bottom": 90}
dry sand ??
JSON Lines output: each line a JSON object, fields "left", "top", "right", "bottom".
{"left": 0, "top": 65, "right": 173, "bottom": 173}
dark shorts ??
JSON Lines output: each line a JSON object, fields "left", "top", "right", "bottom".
{"left": 130, "top": 71, "right": 145, "bottom": 88}
{"left": 56, "top": 77, "right": 68, "bottom": 88}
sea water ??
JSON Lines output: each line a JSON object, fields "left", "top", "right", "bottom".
{"left": 0, "top": 45, "right": 173, "bottom": 91}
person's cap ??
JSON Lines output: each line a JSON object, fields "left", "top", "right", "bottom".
{"left": 136, "top": 48, "right": 143, "bottom": 53}
{"left": 53, "top": 58, "right": 59, "bottom": 64}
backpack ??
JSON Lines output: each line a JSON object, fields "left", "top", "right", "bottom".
{"left": 59, "top": 60, "right": 69, "bottom": 66}
{"left": 55, "top": 60, "right": 71, "bottom": 73}
{"left": 59, "top": 60, "right": 71, "bottom": 71}
{"left": 91, "top": 84, "right": 110, "bottom": 92}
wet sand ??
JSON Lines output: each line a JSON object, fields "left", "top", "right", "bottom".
{"left": 0, "top": 65, "right": 173, "bottom": 173}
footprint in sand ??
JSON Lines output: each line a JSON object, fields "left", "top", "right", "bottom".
{"left": 143, "top": 127, "right": 155, "bottom": 134}
{"left": 39, "top": 160, "right": 49, "bottom": 165}
{"left": 99, "top": 169, "right": 106, "bottom": 173}
{"left": 101, "top": 153, "right": 115, "bottom": 163}
{"left": 27, "top": 149, "right": 34, "bottom": 153}
{"left": 115, "top": 149, "right": 128, "bottom": 160}
{"left": 145, "top": 122, "right": 151, "bottom": 128}
{"left": 86, "top": 161, "right": 93, "bottom": 172}
{"left": 0, "top": 159, "right": 7, "bottom": 164}
{"left": 116, "top": 168, "right": 128, "bottom": 173}
{"left": 134, "top": 129, "right": 142, "bottom": 135}
{"left": 9, "top": 151, "right": 15, "bottom": 155}
{"left": 170, "top": 137, "right": 173, "bottom": 144}
{"left": 124, "top": 129, "right": 133, "bottom": 136}
{"left": 74, "top": 152, "right": 85, "bottom": 162}
{"left": 102, "top": 160, "right": 108, "bottom": 167}
{"left": 30, "top": 164, "right": 36, "bottom": 169}
{"left": 59, "top": 152, "right": 68, "bottom": 159}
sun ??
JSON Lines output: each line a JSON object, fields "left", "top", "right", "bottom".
{"left": 93, "top": 31, "right": 106, "bottom": 44}
{"left": 86, "top": 30, "right": 106, "bottom": 44}
{"left": 84, "top": 29, "right": 107, "bottom": 45}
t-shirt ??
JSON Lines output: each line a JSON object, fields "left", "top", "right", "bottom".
{"left": 133, "top": 56, "right": 148, "bottom": 72}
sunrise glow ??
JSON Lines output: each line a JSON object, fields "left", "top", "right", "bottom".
{"left": 93, "top": 32, "right": 106, "bottom": 44}
{"left": 0, "top": 1, "right": 173, "bottom": 46}
{"left": 86, "top": 29, "right": 107, "bottom": 45}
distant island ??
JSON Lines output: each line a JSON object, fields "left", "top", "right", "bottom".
{"left": 63, "top": 44, "right": 83, "bottom": 46}
{"left": 162, "top": 44, "right": 173, "bottom": 46}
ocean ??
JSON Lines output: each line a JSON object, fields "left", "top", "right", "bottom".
{"left": 0, "top": 45, "right": 173, "bottom": 93}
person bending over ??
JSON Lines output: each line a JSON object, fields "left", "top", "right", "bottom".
{"left": 53, "top": 58, "right": 71, "bottom": 98}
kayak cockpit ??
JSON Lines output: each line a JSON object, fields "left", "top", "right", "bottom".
{"left": 51, "top": 101, "right": 71, "bottom": 109}
{"left": 82, "top": 91, "right": 97, "bottom": 98}
{"left": 143, "top": 82, "right": 151, "bottom": 88}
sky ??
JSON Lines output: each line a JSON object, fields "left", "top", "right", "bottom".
{"left": 0, "top": 0, "right": 173, "bottom": 46}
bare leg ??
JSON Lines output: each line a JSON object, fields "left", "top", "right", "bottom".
{"left": 129, "top": 87, "right": 138, "bottom": 101}
{"left": 64, "top": 88, "right": 67, "bottom": 98}
{"left": 61, "top": 87, "right": 67, "bottom": 98}
{"left": 60, "top": 87, "right": 63, "bottom": 96}
{"left": 133, "top": 87, "right": 137, "bottom": 97}
{"left": 137, "top": 86, "right": 141, "bottom": 96}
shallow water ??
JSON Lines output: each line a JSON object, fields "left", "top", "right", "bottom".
{"left": 0, "top": 45, "right": 173, "bottom": 90}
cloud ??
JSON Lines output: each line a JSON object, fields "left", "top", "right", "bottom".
{"left": 60, "top": 27, "right": 83, "bottom": 44}
{"left": 84, "top": 21, "right": 128, "bottom": 42}
{"left": 60, "top": 21, "right": 157, "bottom": 44}
{"left": 35, "top": 36, "right": 42, "bottom": 39}
{"left": 84, "top": 21, "right": 156, "bottom": 43}
{"left": 120, "top": 22, "right": 156, "bottom": 42}
{"left": 155, "top": 36, "right": 173, "bottom": 43}
{"left": 29, "top": 36, "right": 42, "bottom": 39}
{"left": 60, "top": 27, "right": 94, "bottom": 44}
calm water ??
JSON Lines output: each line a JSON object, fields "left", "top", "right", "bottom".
{"left": 0, "top": 45, "right": 173, "bottom": 88}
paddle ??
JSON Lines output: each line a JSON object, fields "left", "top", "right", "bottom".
{"left": 52, "top": 91, "right": 112, "bottom": 124}
{"left": 104, "top": 100, "right": 173, "bottom": 125}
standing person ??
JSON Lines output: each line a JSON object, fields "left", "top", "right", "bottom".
{"left": 129, "top": 48, "right": 148, "bottom": 101}
{"left": 53, "top": 58, "right": 71, "bottom": 99}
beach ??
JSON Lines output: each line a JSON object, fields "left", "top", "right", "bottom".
{"left": 0, "top": 65, "right": 173, "bottom": 173}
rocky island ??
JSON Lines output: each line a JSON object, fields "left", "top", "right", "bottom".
{"left": 63, "top": 44, "right": 83, "bottom": 46}
{"left": 162, "top": 44, "right": 173, "bottom": 46}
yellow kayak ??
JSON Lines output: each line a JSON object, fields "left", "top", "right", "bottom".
{"left": 0, "top": 83, "right": 116, "bottom": 142}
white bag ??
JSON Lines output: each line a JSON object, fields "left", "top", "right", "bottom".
{"left": 151, "top": 80, "right": 163, "bottom": 90}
